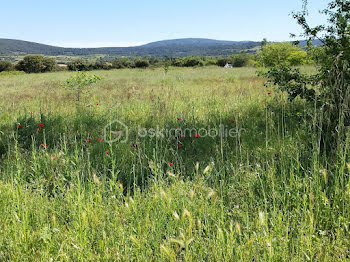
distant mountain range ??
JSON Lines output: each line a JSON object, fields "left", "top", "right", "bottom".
{"left": 0, "top": 38, "right": 262, "bottom": 57}
{"left": 0, "top": 38, "right": 322, "bottom": 58}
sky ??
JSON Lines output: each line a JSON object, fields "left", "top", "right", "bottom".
{"left": 0, "top": 0, "right": 330, "bottom": 48}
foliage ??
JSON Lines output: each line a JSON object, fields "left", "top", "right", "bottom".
{"left": 134, "top": 59, "right": 150, "bottom": 68}
{"left": 15, "top": 55, "right": 57, "bottom": 73}
{"left": 112, "top": 58, "right": 134, "bottom": 69}
{"left": 264, "top": 0, "right": 350, "bottom": 151}
{"left": 257, "top": 42, "right": 308, "bottom": 66}
{"left": 93, "top": 61, "right": 113, "bottom": 70}
{"left": 67, "top": 58, "right": 92, "bottom": 71}
{"left": 0, "top": 60, "right": 14, "bottom": 72}
{"left": 61, "top": 72, "right": 102, "bottom": 101}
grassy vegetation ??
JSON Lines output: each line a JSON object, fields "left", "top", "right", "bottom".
{"left": 0, "top": 66, "right": 349, "bottom": 261}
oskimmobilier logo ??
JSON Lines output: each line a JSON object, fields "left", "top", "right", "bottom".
{"left": 104, "top": 119, "right": 245, "bottom": 143}
{"left": 104, "top": 120, "right": 129, "bottom": 143}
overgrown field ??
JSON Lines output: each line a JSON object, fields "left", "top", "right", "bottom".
{"left": 0, "top": 67, "right": 349, "bottom": 261}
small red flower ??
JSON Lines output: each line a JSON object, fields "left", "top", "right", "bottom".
{"left": 17, "top": 125, "right": 23, "bottom": 129}
{"left": 168, "top": 162, "right": 173, "bottom": 167}
{"left": 96, "top": 103, "right": 100, "bottom": 106}
{"left": 87, "top": 139, "right": 92, "bottom": 143}
{"left": 51, "top": 157, "right": 57, "bottom": 161}
{"left": 181, "top": 134, "right": 185, "bottom": 138}
{"left": 177, "top": 144, "right": 182, "bottom": 149}
{"left": 97, "top": 138, "right": 103, "bottom": 142}
{"left": 105, "top": 151, "right": 109, "bottom": 155}
{"left": 267, "top": 92, "right": 271, "bottom": 95}
{"left": 132, "top": 143, "right": 137, "bottom": 148}
{"left": 38, "top": 123, "right": 44, "bottom": 128}
{"left": 177, "top": 117, "right": 182, "bottom": 121}
{"left": 36, "top": 128, "right": 40, "bottom": 133}
{"left": 194, "top": 133, "right": 199, "bottom": 138}
{"left": 230, "top": 120, "right": 235, "bottom": 123}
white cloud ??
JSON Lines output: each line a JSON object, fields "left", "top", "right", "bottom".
{"left": 43, "top": 41, "right": 146, "bottom": 48}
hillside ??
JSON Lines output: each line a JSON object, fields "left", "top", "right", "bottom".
{"left": 0, "top": 38, "right": 261, "bottom": 57}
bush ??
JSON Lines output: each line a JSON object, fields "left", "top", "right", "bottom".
{"left": 257, "top": 42, "right": 308, "bottom": 67}
{"left": 112, "top": 58, "right": 133, "bottom": 69}
{"left": 134, "top": 59, "right": 150, "bottom": 68}
{"left": 16, "top": 55, "right": 57, "bottom": 73}
{"left": 43, "top": 57, "right": 57, "bottom": 72}
{"left": 230, "top": 54, "right": 250, "bottom": 67}
{"left": 0, "top": 61, "right": 14, "bottom": 72}
{"left": 216, "top": 58, "right": 229, "bottom": 67}
{"left": 183, "top": 57, "right": 204, "bottom": 67}
{"left": 67, "top": 59, "right": 92, "bottom": 71}
{"left": 93, "top": 61, "right": 113, "bottom": 70}
{"left": 264, "top": 0, "right": 350, "bottom": 151}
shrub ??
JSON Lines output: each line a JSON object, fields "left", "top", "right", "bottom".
{"left": 264, "top": 0, "right": 350, "bottom": 151}
{"left": 134, "top": 59, "right": 150, "bottom": 68}
{"left": 0, "top": 61, "right": 14, "bottom": 72}
{"left": 43, "top": 57, "right": 57, "bottom": 72}
{"left": 67, "top": 59, "right": 92, "bottom": 71}
{"left": 112, "top": 58, "right": 133, "bottom": 69}
{"left": 183, "top": 57, "right": 204, "bottom": 67}
{"left": 94, "top": 61, "right": 113, "bottom": 70}
{"left": 257, "top": 42, "right": 308, "bottom": 67}
{"left": 230, "top": 54, "right": 250, "bottom": 67}
{"left": 216, "top": 58, "right": 229, "bottom": 67}
{"left": 16, "top": 55, "right": 57, "bottom": 73}
{"left": 61, "top": 72, "right": 102, "bottom": 101}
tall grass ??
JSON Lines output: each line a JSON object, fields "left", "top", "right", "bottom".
{"left": 0, "top": 66, "right": 349, "bottom": 261}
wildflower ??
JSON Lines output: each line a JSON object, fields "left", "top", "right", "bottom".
{"left": 267, "top": 92, "right": 271, "bottom": 95}
{"left": 132, "top": 143, "right": 137, "bottom": 148}
{"left": 181, "top": 134, "right": 185, "bottom": 138}
{"left": 97, "top": 138, "right": 103, "bottom": 142}
{"left": 96, "top": 103, "right": 100, "bottom": 106}
{"left": 36, "top": 128, "right": 40, "bottom": 133}
{"left": 51, "top": 157, "right": 57, "bottom": 161}
{"left": 87, "top": 139, "right": 92, "bottom": 143}
{"left": 38, "top": 123, "right": 44, "bottom": 128}
{"left": 230, "top": 120, "right": 235, "bottom": 123}
{"left": 177, "top": 144, "right": 182, "bottom": 149}
{"left": 177, "top": 117, "right": 182, "bottom": 121}
{"left": 194, "top": 133, "right": 199, "bottom": 138}
{"left": 17, "top": 124, "right": 23, "bottom": 129}
{"left": 105, "top": 151, "right": 109, "bottom": 155}
{"left": 168, "top": 162, "right": 173, "bottom": 167}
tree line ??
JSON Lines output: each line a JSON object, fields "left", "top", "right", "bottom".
{"left": 0, "top": 42, "right": 315, "bottom": 74}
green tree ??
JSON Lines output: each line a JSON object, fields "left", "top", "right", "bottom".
{"left": 15, "top": 55, "right": 56, "bottom": 73}
{"left": 43, "top": 57, "right": 57, "bottom": 72}
{"left": 230, "top": 53, "right": 250, "bottom": 67}
{"left": 62, "top": 72, "right": 102, "bottom": 101}
{"left": 67, "top": 59, "right": 92, "bottom": 71}
{"left": 257, "top": 42, "right": 307, "bottom": 67}
{"left": 0, "top": 61, "right": 14, "bottom": 72}
{"left": 134, "top": 59, "right": 150, "bottom": 68}
{"left": 264, "top": 0, "right": 350, "bottom": 151}
{"left": 112, "top": 58, "right": 130, "bottom": 69}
